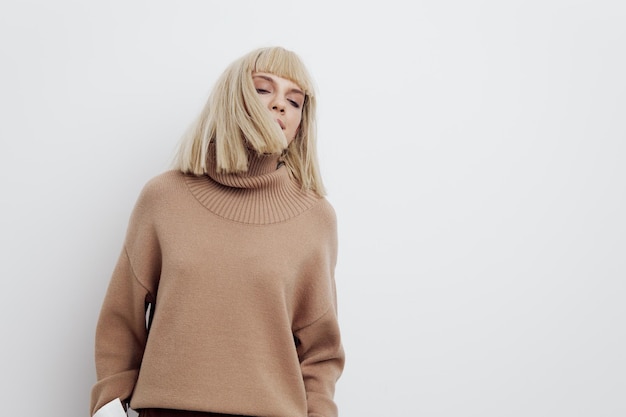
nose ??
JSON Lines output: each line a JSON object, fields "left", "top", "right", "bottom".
{"left": 271, "top": 97, "right": 286, "bottom": 113}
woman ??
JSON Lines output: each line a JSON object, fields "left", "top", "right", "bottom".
{"left": 90, "top": 47, "right": 345, "bottom": 417}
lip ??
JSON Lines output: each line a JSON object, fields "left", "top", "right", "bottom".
{"left": 276, "top": 119, "right": 285, "bottom": 130}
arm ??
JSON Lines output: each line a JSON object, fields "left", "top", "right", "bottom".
{"left": 90, "top": 249, "right": 154, "bottom": 415}
{"left": 293, "top": 201, "right": 345, "bottom": 417}
{"left": 90, "top": 183, "right": 162, "bottom": 416}
{"left": 295, "top": 304, "right": 345, "bottom": 417}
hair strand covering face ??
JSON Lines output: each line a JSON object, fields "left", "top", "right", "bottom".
{"left": 172, "top": 46, "right": 325, "bottom": 196}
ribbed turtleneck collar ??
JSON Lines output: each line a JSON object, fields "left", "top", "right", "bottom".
{"left": 205, "top": 143, "right": 285, "bottom": 189}
{"left": 184, "top": 144, "right": 320, "bottom": 224}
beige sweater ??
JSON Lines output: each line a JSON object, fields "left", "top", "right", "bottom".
{"left": 90, "top": 148, "right": 344, "bottom": 417}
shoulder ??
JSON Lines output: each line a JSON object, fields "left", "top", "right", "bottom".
{"left": 296, "top": 196, "right": 338, "bottom": 248}
{"left": 312, "top": 197, "right": 337, "bottom": 230}
{"left": 141, "top": 170, "right": 185, "bottom": 194}
{"left": 130, "top": 170, "right": 187, "bottom": 218}
{"left": 135, "top": 170, "right": 186, "bottom": 203}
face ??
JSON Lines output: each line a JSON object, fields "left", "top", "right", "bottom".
{"left": 252, "top": 72, "right": 305, "bottom": 145}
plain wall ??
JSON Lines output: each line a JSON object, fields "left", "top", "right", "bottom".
{"left": 1, "top": 1, "right": 624, "bottom": 416}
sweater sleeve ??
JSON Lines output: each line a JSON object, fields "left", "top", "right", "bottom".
{"left": 90, "top": 183, "right": 162, "bottom": 416}
{"left": 295, "top": 303, "right": 345, "bottom": 417}
{"left": 294, "top": 201, "right": 345, "bottom": 417}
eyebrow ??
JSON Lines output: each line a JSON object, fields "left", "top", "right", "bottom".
{"left": 252, "top": 74, "right": 305, "bottom": 97}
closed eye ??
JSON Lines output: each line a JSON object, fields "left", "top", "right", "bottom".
{"left": 288, "top": 99, "right": 300, "bottom": 109}
{"left": 256, "top": 88, "right": 270, "bottom": 94}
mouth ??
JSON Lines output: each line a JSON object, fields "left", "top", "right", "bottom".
{"left": 276, "top": 119, "right": 285, "bottom": 130}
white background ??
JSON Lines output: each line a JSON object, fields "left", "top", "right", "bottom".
{"left": 1, "top": 1, "right": 625, "bottom": 416}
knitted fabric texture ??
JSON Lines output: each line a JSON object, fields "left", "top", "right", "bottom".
{"left": 91, "top": 148, "right": 344, "bottom": 417}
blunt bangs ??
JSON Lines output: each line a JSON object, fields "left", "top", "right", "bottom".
{"left": 252, "top": 48, "right": 314, "bottom": 97}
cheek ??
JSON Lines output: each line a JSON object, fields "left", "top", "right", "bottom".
{"left": 257, "top": 96, "right": 271, "bottom": 108}
{"left": 293, "top": 112, "right": 303, "bottom": 128}
{"left": 291, "top": 120, "right": 301, "bottom": 136}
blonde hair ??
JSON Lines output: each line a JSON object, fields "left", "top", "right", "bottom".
{"left": 173, "top": 46, "right": 325, "bottom": 196}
